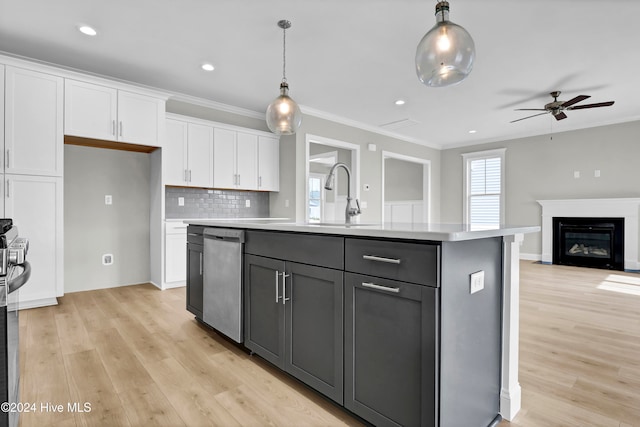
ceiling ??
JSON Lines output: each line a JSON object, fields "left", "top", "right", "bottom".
{"left": 1, "top": 0, "right": 639, "bottom": 149}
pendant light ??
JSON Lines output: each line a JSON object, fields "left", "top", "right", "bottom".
{"left": 266, "top": 19, "right": 302, "bottom": 135}
{"left": 415, "top": 1, "right": 475, "bottom": 87}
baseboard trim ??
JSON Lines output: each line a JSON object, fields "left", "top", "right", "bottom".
{"left": 162, "top": 282, "right": 186, "bottom": 290}
{"left": 520, "top": 252, "right": 541, "bottom": 261}
{"left": 19, "top": 297, "right": 58, "bottom": 310}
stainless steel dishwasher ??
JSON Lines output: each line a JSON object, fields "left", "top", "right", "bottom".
{"left": 203, "top": 228, "right": 245, "bottom": 343}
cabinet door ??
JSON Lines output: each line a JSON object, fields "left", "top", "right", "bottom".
{"left": 244, "top": 254, "right": 286, "bottom": 369}
{"left": 187, "top": 123, "right": 213, "bottom": 188}
{"left": 0, "top": 65, "right": 4, "bottom": 173}
{"left": 117, "top": 90, "right": 163, "bottom": 146}
{"left": 5, "top": 67, "right": 63, "bottom": 176}
{"left": 235, "top": 132, "right": 258, "bottom": 190}
{"left": 165, "top": 228, "right": 187, "bottom": 284}
{"left": 186, "top": 242, "right": 203, "bottom": 318}
{"left": 164, "top": 119, "right": 188, "bottom": 185}
{"left": 344, "top": 273, "right": 438, "bottom": 427}
{"left": 212, "top": 128, "right": 236, "bottom": 189}
{"left": 258, "top": 136, "right": 279, "bottom": 191}
{"left": 64, "top": 79, "right": 117, "bottom": 142}
{"left": 5, "top": 174, "right": 63, "bottom": 305}
{"left": 285, "top": 262, "right": 344, "bottom": 404}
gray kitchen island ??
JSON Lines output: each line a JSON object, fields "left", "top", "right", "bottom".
{"left": 184, "top": 220, "right": 539, "bottom": 427}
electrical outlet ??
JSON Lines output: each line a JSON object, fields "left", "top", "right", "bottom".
{"left": 285, "top": 199, "right": 290, "bottom": 208}
{"left": 594, "top": 170, "right": 601, "bottom": 178}
{"left": 470, "top": 270, "right": 484, "bottom": 294}
{"left": 178, "top": 197, "right": 184, "bottom": 206}
{"left": 105, "top": 195, "right": 112, "bottom": 205}
{"left": 245, "top": 199, "right": 251, "bottom": 208}
{"left": 361, "top": 201, "right": 368, "bottom": 209}
{"left": 573, "top": 171, "right": 580, "bottom": 179}
{"left": 102, "top": 254, "right": 114, "bottom": 266}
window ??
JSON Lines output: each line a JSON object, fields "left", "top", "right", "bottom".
{"left": 308, "top": 174, "right": 324, "bottom": 222}
{"left": 462, "top": 148, "right": 505, "bottom": 228}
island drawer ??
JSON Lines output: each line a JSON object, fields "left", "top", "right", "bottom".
{"left": 245, "top": 230, "right": 344, "bottom": 270}
{"left": 345, "top": 238, "right": 439, "bottom": 287}
{"left": 187, "top": 225, "right": 204, "bottom": 245}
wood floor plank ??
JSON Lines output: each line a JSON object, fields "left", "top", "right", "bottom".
{"left": 118, "top": 383, "right": 186, "bottom": 427}
{"left": 144, "top": 356, "right": 242, "bottom": 427}
{"left": 89, "top": 327, "right": 155, "bottom": 394}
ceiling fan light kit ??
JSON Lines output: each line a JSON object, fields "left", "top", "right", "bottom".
{"left": 511, "top": 91, "right": 615, "bottom": 123}
{"left": 415, "top": 1, "right": 476, "bottom": 87}
{"left": 266, "top": 19, "right": 303, "bottom": 136}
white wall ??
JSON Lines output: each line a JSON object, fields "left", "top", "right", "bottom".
{"left": 64, "top": 145, "right": 151, "bottom": 292}
{"left": 441, "top": 120, "right": 640, "bottom": 256}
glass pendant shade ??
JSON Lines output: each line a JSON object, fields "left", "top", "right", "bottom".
{"left": 416, "top": 1, "right": 475, "bottom": 87}
{"left": 266, "top": 82, "right": 302, "bottom": 135}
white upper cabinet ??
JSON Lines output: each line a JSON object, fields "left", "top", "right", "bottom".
{"left": 0, "top": 65, "right": 4, "bottom": 174}
{"left": 213, "top": 128, "right": 259, "bottom": 190}
{"left": 258, "top": 136, "right": 280, "bottom": 192}
{"left": 187, "top": 123, "right": 214, "bottom": 188}
{"left": 213, "top": 127, "right": 237, "bottom": 189}
{"left": 164, "top": 118, "right": 213, "bottom": 188}
{"left": 235, "top": 132, "right": 258, "bottom": 190}
{"left": 5, "top": 66, "right": 64, "bottom": 177}
{"left": 164, "top": 119, "right": 188, "bottom": 185}
{"left": 65, "top": 79, "right": 164, "bottom": 147}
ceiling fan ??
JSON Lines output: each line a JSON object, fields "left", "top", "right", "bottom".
{"left": 510, "top": 91, "right": 615, "bottom": 123}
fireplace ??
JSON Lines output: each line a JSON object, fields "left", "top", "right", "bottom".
{"left": 553, "top": 217, "right": 624, "bottom": 270}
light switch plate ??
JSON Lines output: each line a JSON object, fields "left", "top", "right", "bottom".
{"left": 470, "top": 270, "right": 485, "bottom": 294}
{"left": 105, "top": 195, "right": 112, "bottom": 205}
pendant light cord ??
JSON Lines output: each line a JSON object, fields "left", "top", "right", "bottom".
{"left": 282, "top": 25, "right": 287, "bottom": 84}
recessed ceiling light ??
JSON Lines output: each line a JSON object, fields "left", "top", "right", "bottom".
{"left": 201, "top": 63, "right": 215, "bottom": 72}
{"left": 468, "top": 130, "right": 477, "bottom": 134}
{"left": 78, "top": 25, "right": 97, "bottom": 36}
{"left": 394, "top": 99, "right": 406, "bottom": 106}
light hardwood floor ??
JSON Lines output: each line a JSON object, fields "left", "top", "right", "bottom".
{"left": 17, "top": 261, "right": 640, "bottom": 426}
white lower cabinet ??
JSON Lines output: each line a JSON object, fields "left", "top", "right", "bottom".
{"left": 165, "top": 222, "right": 187, "bottom": 286}
{"left": 4, "top": 174, "right": 63, "bottom": 306}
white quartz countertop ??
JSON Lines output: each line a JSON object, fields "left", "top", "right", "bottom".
{"left": 183, "top": 219, "right": 540, "bottom": 242}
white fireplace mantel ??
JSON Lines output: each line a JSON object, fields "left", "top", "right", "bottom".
{"left": 537, "top": 198, "right": 640, "bottom": 271}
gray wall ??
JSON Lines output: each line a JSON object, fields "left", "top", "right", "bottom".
{"left": 440, "top": 120, "right": 640, "bottom": 256}
{"left": 64, "top": 145, "right": 151, "bottom": 292}
{"left": 384, "top": 158, "right": 423, "bottom": 201}
{"left": 269, "top": 114, "right": 442, "bottom": 223}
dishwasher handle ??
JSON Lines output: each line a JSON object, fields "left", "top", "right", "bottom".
{"left": 203, "top": 228, "right": 245, "bottom": 243}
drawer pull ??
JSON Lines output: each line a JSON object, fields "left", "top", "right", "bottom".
{"left": 362, "top": 254, "right": 401, "bottom": 265}
{"left": 361, "top": 282, "right": 400, "bottom": 293}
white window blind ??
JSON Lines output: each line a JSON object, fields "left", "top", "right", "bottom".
{"left": 468, "top": 156, "right": 502, "bottom": 227}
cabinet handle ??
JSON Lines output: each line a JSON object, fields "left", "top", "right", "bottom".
{"left": 119, "top": 121, "right": 123, "bottom": 137}
{"left": 275, "top": 271, "right": 281, "bottom": 302}
{"left": 112, "top": 120, "right": 116, "bottom": 136}
{"left": 238, "top": 174, "right": 241, "bottom": 186}
{"left": 184, "top": 170, "right": 188, "bottom": 182}
{"left": 188, "top": 170, "right": 192, "bottom": 182}
{"left": 199, "top": 253, "right": 203, "bottom": 276}
{"left": 362, "top": 254, "right": 401, "bottom": 264}
{"left": 282, "top": 273, "right": 291, "bottom": 305}
{"left": 259, "top": 176, "right": 262, "bottom": 188}
{"left": 5, "top": 150, "right": 9, "bottom": 168}
{"left": 361, "top": 282, "right": 400, "bottom": 293}
{"left": 5, "top": 180, "right": 9, "bottom": 199}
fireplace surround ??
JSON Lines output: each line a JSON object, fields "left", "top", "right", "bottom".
{"left": 538, "top": 198, "right": 640, "bottom": 271}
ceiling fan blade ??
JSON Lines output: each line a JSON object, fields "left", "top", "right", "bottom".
{"left": 561, "top": 95, "right": 590, "bottom": 108}
{"left": 554, "top": 112, "right": 567, "bottom": 121}
{"left": 567, "top": 101, "right": 615, "bottom": 110}
{"left": 510, "top": 112, "right": 549, "bottom": 123}
{"left": 514, "top": 108, "right": 547, "bottom": 111}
